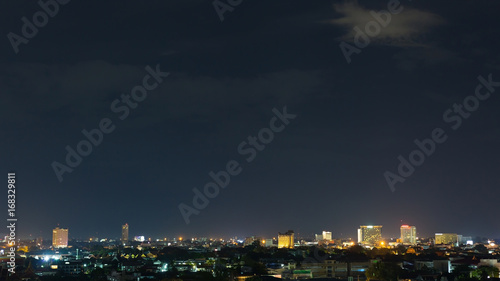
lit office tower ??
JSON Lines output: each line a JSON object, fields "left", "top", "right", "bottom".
{"left": 435, "top": 233, "right": 459, "bottom": 245}
{"left": 357, "top": 225, "right": 382, "bottom": 245}
{"left": 278, "top": 230, "right": 294, "bottom": 249}
{"left": 52, "top": 227, "right": 68, "bottom": 248}
{"left": 322, "top": 231, "right": 332, "bottom": 241}
{"left": 121, "top": 224, "right": 129, "bottom": 244}
{"left": 400, "top": 225, "right": 417, "bottom": 245}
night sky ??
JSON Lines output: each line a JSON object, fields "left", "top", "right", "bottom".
{"left": 1, "top": 0, "right": 499, "bottom": 241}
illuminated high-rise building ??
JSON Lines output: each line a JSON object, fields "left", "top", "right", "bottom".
{"left": 435, "top": 233, "right": 459, "bottom": 245}
{"left": 121, "top": 224, "right": 129, "bottom": 244}
{"left": 52, "top": 227, "right": 68, "bottom": 248}
{"left": 357, "top": 225, "right": 382, "bottom": 245}
{"left": 400, "top": 225, "right": 417, "bottom": 245}
{"left": 278, "top": 230, "right": 294, "bottom": 249}
{"left": 322, "top": 231, "right": 332, "bottom": 241}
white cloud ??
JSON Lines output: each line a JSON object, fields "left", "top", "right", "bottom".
{"left": 329, "top": 1, "right": 444, "bottom": 47}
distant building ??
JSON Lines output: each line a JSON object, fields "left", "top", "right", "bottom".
{"left": 315, "top": 231, "right": 332, "bottom": 241}
{"left": 478, "top": 259, "right": 500, "bottom": 272}
{"left": 400, "top": 225, "right": 417, "bottom": 245}
{"left": 134, "top": 236, "right": 145, "bottom": 242}
{"left": 52, "top": 227, "right": 68, "bottom": 248}
{"left": 298, "top": 260, "right": 372, "bottom": 278}
{"left": 291, "top": 270, "right": 312, "bottom": 279}
{"left": 315, "top": 234, "right": 323, "bottom": 241}
{"left": 263, "top": 238, "right": 274, "bottom": 247}
{"left": 278, "top": 230, "right": 294, "bottom": 249}
{"left": 122, "top": 224, "right": 129, "bottom": 244}
{"left": 357, "top": 225, "right": 382, "bottom": 245}
{"left": 462, "top": 236, "right": 473, "bottom": 245}
{"left": 322, "top": 231, "right": 332, "bottom": 241}
{"left": 60, "top": 260, "right": 83, "bottom": 275}
{"left": 244, "top": 236, "right": 261, "bottom": 246}
{"left": 435, "top": 233, "right": 459, "bottom": 245}
{"left": 415, "top": 260, "right": 451, "bottom": 274}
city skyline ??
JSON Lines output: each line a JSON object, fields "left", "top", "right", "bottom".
{"left": 27, "top": 223, "right": 496, "bottom": 242}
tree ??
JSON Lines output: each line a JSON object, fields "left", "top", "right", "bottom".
{"left": 213, "top": 264, "right": 230, "bottom": 281}
{"left": 251, "top": 262, "right": 268, "bottom": 275}
{"left": 415, "top": 264, "right": 435, "bottom": 275}
{"left": 473, "top": 244, "right": 488, "bottom": 254}
{"left": 452, "top": 264, "right": 474, "bottom": 281}
{"left": 168, "top": 265, "right": 179, "bottom": 278}
{"left": 394, "top": 245, "right": 407, "bottom": 255}
{"left": 90, "top": 267, "right": 107, "bottom": 281}
{"left": 472, "top": 266, "right": 499, "bottom": 280}
{"left": 348, "top": 245, "right": 366, "bottom": 255}
{"left": 365, "top": 261, "right": 403, "bottom": 281}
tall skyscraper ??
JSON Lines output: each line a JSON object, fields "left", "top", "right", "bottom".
{"left": 52, "top": 227, "right": 68, "bottom": 248}
{"left": 121, "top": 223, "right": 129, "bottom": 244}
{"left": 400, "top": 225, "right": 417, "bottom": 245}
{"left": 278, "top": 230, "right": 294, "bottom": 249}
{"left": 322, "top": 231, "right": 332, "bottom": 241}
{"left": 357, "top": 225, "right": 382, "bottom": 245}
